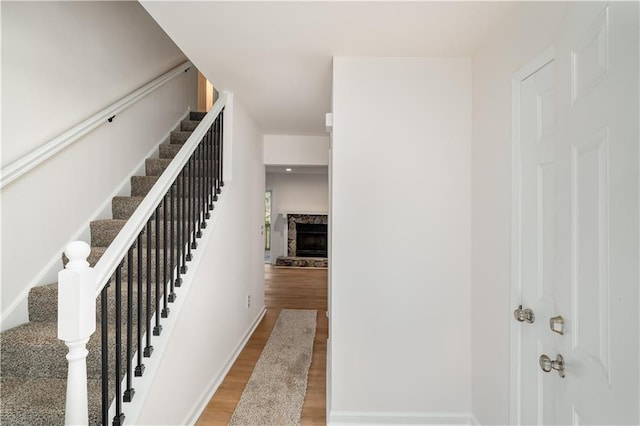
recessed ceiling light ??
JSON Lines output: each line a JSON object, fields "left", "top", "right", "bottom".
{"left": 285, "top": 168, "right": 292, "bottom": 172}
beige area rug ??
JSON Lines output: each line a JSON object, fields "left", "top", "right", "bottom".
{"left": 229, "top": 309, "right": 317, "bottom": 426}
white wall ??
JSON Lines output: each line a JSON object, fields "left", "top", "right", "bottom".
{"left": 135, "top": 98, "right": 266, "bottom": 426}
{"left": 330, "top": 57, "right": 471, "bottom": 423}
{"left": 264, "top": 134, "right": 329, "bottom": 166}
{"left": 266, "top": 172, "right": 328, "bottom": 260}
{"left": 470, "top": 3, "right": 571, "bottom": 424}
{"left": 1, "top": 1, "right": 194, "bottom": 328}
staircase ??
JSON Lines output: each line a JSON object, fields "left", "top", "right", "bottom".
{"left": 0, "top": 111, "right": 208, "bottom": 425}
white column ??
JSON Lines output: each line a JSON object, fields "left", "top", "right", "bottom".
{"left": 57, "top": 241, "right": 97, "bottom": 426}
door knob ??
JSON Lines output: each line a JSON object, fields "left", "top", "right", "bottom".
{"left": 514, "top": 305, "right": 535, "bottom": 323}
{"left": 539, "top": 354, "right": 565, "bottom": 378}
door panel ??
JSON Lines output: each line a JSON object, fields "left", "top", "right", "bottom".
{"left": 554, "top": 2, "right": 639, "bottom": 424}
{"left": 513, "top": 2, "right": 639, "bottom": 424}
{"left": 519, "top": 58, "right": 557, "bottom": 426}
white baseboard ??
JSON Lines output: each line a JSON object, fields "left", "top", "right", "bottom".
{"left": 182, "top": 306, "right": 267, "bottom": 425}
{"left": 470, "top": 413, "right": 481, "bottom": 425}
{"left": 328, "top": 411, "right": 477, "bottom": 425}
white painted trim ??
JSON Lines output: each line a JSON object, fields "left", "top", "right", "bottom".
{"left": 0, "top": 61, "right": 192, "bottom": 188}
{"left": 509, "top": 46, "right": 555, "bottom": 426}
{"left": 0, "top": 109, "right": 190, "bottom": 331}
{"left": 92, "top": 93, "right": 229, "bottom": 297}
{"left": 328, "top": 411, "right": 476, "bottom": 425}
{"left": 469, "top": 413, "right": 481, "bottom": 426}
{"left": 182, "top": 306, "right": 267, "bottom": 425}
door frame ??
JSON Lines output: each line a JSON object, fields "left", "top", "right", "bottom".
{"left": 509, "top": 45, "right": 556, "bottom": 425}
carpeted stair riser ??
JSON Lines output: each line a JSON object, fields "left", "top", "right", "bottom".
{"left": 61, "top": 246, "right": 175, "bottom": 277}
{"left": 190, "top": 111, "right": 207, "bottom": 121}
{"left": 0, "top": 112, "right": 208, "bottom": 425}
{"left": 131, "top": 175, "right": 209, "bottom": 198}
{"left": 146, "top": 158, "right": 210, "bottom": 178}
{"left": 29, "top": 267, "right": 167, "bottom": 324}
{"left": 91, "top": 219, "right": 189, "bottom": 248}
{"left": 112, "top": 196, "right": 203, "bottom": 220}
{"left": 159, "top": 142, "right": 209, "bottom": 160}
{"left": 170, "top": 131, "right": 192, "bottom": 145}
{"left": 1, "top": 322, "right": 145, "bottom": 381}
{"left": 159, "top": 143, "right": 183, "bottom": 159}
{"left": 112, "top": 196, "right": 144, "bottom": 220}
{"left": 0, "top": 377, "right": 110, "bottom": 426}
{"left": 180, "top": 120, "right": 200, "bottom": 132}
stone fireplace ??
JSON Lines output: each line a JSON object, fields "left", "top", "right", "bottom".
{"left": 287, "top": 213, "right": 328, "bottom": 257}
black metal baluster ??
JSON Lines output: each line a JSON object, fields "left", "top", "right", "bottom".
{"left": 202, "top": 136, "right": 209, "bottom": 220}
{"left": 113, "top": 264, "right": 125, "bottom": 426}
{"left": 162, "top": 192, "right": 170, "bottom": 318}
{"left": 219, "top": 109, "right": 224, "bottom": 189}
{"left": 186, "top": 160, "right": 193, "bottom": 261}
{"left": 169, "top": 183, "right": 177, "bottom": 302}
{"left": 207, "top": 126, "right": 214, "bottom": 212}
{"left": 154, "top": 204, "right": 162, "bottom": 336}
{"left": 144, "top": 218, "right": 153, "bottom": 357}
{"left": 196, "top": 143, "right": 204, "bottom": 237}
{"left": 124, "top": 247, "right": 135, "bottom": 402}
{"left": 190, "top": 155, "right": 198, "bottom": 250}
{"left": 200, "top": 141, "right": 207, "bottom": 229}
{"left": 213, "top": 116, "right": 220, "bottom": 201}
{"left": 135, "top": 232, "right": 145, "bottom": 376}
{"left": 101, "top": 285, "right": 109, "bottom": 426}
{"left": 177, "top": 169, "right": 186, "bottom": 282}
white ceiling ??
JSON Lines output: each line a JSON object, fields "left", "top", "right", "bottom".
{"left": 141, "top": 1, "right": 517, "bottom": 135}
{"left": 266, "top": 165, "right": 328, "bottom": 175}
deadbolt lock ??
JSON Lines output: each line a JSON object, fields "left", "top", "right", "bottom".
{"left": 549, "top": 315, "right": 565, "bottom": 335}
{"left": 514, "top": 305, "right": 535, "bottom": 323}
{"left": 539, "top": 354, "right": 565, "bottom": 378}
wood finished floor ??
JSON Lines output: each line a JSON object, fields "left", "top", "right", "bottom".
{"left": 196, "top": 264, "right": 328, "bottom": 425}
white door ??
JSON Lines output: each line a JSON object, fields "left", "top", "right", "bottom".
{"left": 513, "top": 2, "right": 639, "bottom": 424}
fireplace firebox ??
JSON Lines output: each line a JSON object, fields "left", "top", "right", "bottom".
{"left": 295, "top": 223, "right": 328, "bottom": 257}
{"left": 286, "top": 213, "right": 328, "bottom": 259}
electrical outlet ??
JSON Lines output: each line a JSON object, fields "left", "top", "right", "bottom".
{"left": 246, "top": 294, "right": 251, "bottom": 308}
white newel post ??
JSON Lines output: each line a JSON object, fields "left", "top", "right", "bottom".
{"left": 58, "top": 241, "right": 97, "bottom": 426}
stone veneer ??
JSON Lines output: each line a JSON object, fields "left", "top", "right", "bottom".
{"left": 275, "top": 256, "right": 328, "bottom": 268}
{"left": 287, "top": 213, "right": 328, "bottom": 256}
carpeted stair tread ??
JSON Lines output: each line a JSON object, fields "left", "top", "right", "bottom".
{"left": 91, "top": 219, "right": 128, "bottom": 247}
{"left": 159, "top": 142, "right": 182, "bottom": 159}
{"left": 28, "top": 283, "right": 59, "bottom": 323}
{"left": 131, "top": 175, "right": 158, "bottom": 197}
{"left": 131, "top": 175, "right": 208, "bottom": 197}
{"left": 29, "top": 262, "right": 166, "bottom": 323}
{"left": 112, "top": 196, "right": 145, "bottom": 220}
{"left": 113, "top": 195, "right": 201, "bottom": 220}
{"left": 180, "top": 120, "right": 200, "bottom": 132}
{"left": 0, "top": 377, "right": 107, "bottom": 426}
{"left": 0, "top": 322, "right": 65, "bottom": 378}
{"left": 190, "top": 111, "right": 206, "bottom": 121}
{"left": 145, "top": 158, "right": 173, "bottom": 177}
{"left": 170, "top": 131, "right": 192, "bottom": 145}
{"left": 159, "top": 142, "right": 209, "bottom": 160}
{"left": 91, "top": 218, "right": 185, "bottom": 248}
{"left": 1, "top": 320, "right": 147, "bottom": 380}
{"left": 146, "top": 158, "right": 209, "bottom": 178}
